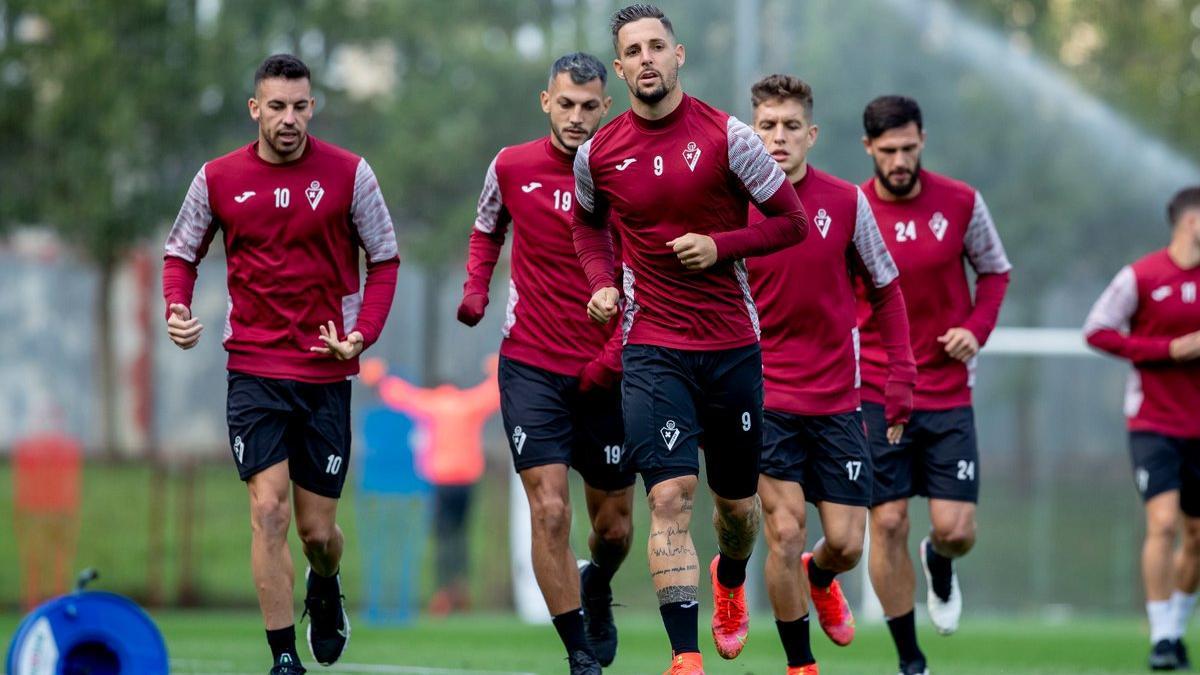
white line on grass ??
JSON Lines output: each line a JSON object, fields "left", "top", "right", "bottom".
{"left": 170, "top": 661, "right": 536, "bottom": 675}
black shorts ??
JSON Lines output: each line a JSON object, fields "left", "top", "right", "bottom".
{"left": 760, "top": 410, "right": 872, "bottom": 507}
{"left": 862, "top": 401, "right": 978, "bottom": 506}
{"left": 226, "top": 371, "right": 351, "bottom": 499}
{"left": 498, "top": 357, "right": 635, "bottom": 491}
{"left": 621, "top": 343, "right": 763, "bottom": 500}
{"left": 1130, "top": 432, "right": 1200, "bottom": 516}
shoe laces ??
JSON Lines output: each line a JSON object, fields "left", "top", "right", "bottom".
{"left": 301, "top": 593, "right": 345, "bottom": 625}
{"left": 713, "top": 586, "right": 745, "bottom": 631}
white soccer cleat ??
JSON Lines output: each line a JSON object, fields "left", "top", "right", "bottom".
{"left": 920, "top": 536, "right": 961, "bottom": 636}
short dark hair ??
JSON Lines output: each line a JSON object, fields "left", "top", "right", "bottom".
{"left": 863, "top": 95, "right": 923, "bottom": 139}
{"left": 610, "top": 4, "right": 675, "bottom": 52}
{"left": 1167, "top": 186, "right": 1200, "bottom": 227}
{"left": 549, "top": 52, "right": 607, "bottom": 87}
{"left": 751, "top": 74, "right": 814, "bottom": 120}
{"left": 254, "top": 54, "right": 310, "bottom": 89}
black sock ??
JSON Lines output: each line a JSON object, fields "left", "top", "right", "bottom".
{"left": 806, "top": 556, "right": 838, "bottom": 589}
{"left": 307, "top": 566, "right": 340, "bottom": 596}
{"left": 266, "top": 625, "right": 301, "bottom": 665}
{"left": 716, "top": 552, "right": 749, "bottom": 588}
{"left": 582, "top": 560, "right": 616, "bottom": 599}
{"left": 552, "top": 608, "right": 593, "bottom": 657}
{"left": 659, "top": 601, "right": 700, "bottom": 655}
{"left": 924, "top": 540, "right": 954, "bottom": 602}
{"left": 886, "top": 610, "right": 925, "bottom": 666}
{"left": 776, "top": 615, "right": 815, "bottom": 667}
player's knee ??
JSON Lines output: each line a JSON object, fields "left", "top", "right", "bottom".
{"left": 249, "top": 497, "right": 290, "bottom": 540}
{"left": 296, "top": 520, "right": 337, "bottom": 551}
{"left": 824, "top": 535, "right": 864, "bottom": 569}
{"left": 871, "top": 506, "right": 909, "bottom": 542}
{"left": 933, "top": 522, "right": 976, "bottom": 556}
{"left": 647, "top": 481, "right": 693, "bottom": 521}
{"left": 595, "top": 517, "right": 632, "bottom": 549}
{"left": 715, "top": 494, "right": 760, "bottom": 525}
{"left": 1147, "top": 507, "right": 1181, "bottom": 539}
{"left": 530, "top": 494, "right": 572, "bottom": 540}
{"left": 766, "top": 516, "right": 805, "bottom": 563}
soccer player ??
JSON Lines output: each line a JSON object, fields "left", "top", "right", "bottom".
{"left": 456, "top": 52, "right": 635, "bottom": 674}
{"left": 1084, "top": 186, "right": 1200, "bottom": 671}
{"left": 572, "top": 6, "right": 808, "bottom": 673}
{"left": 745, "top": 75, "right": 916, "bottom": 675}
{"left": 857, "top": 95, "right": 1011, "bottom": 675}
{"left": 162, "top": 54, "right": 399, "bottom": 675}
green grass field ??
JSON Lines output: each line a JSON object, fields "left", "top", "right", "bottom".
{"left": 1, "top": 610, "right": 1159, "bottom": 674}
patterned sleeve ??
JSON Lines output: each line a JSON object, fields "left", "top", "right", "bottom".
{"left": 475, "top": 151, "right": 508, "bottom": 233}
{"left": 964, "top": 190, "right": 1012, "bottom": 274}
{"left": 1084, "top": 266, "right": 1137, "bottom": 334}
{"left": 573, "top": 138, "right": 596, "bottom": 214}
{"left": 164, "top": 165, "right": 216, "bottom": 262}
{"left": 726, "top": 116, "right": 787, "bottom": 204}
{"left": 852, "top": 187, "right": 899, "bottom": 288}
{"left": 351, "top": 158, "right": 399, "bottom": 263}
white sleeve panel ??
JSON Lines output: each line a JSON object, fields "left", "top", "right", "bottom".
{"left": 474, "top": 151, "right": 506, "bottom": 234}
{"left": 964, "top": 190, "right": 1012, "bottom": 274}
{"left": 164, "top": 166, "right": 214, "bottom": 262}
{"left": 573, "top": 138, "right": 596, "bottom": 213}
{"left": 1083, "top": 266, "right": 1137, "bottom": 334}
{"left": 726, "top": 116, "right": 787, "bottom": 204}
{"left": 852, "top": 187, "right": 899, "bottom": 288}
{"left": 351, "top": 159, "right": 399, "bottom": 262}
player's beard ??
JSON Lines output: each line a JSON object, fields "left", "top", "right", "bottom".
{"left": 266, "top": 126, "right": 306, "bottom": 159}
{"left": 875, "top": 158, "right": 921, "bottom": 197}
{"left": 551, "top": 123, "right": 592, "bottom": 153}
{"left": 629, "top": 65, "right": 677, "bottom": 105}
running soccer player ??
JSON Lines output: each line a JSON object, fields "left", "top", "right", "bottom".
{"left": 162, "top": 55, "right": 399, "bottom": 675}
{"left": 1084, "top": 186, "right": 1200, "bottom": 672}
{"left": 857, "top": 95, "right": 1011, "bottom": 675}
{"left": 572, "top": 6, "right": 808, "bottom": 673}
{"left": 456, "top": 52, "right": 635, "bottom": 675}
{"left": 745, "top": 75, "right": 916, "bottom": 675}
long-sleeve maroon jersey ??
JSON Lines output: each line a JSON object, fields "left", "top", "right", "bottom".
{"left": 1085, "top": 249, "right": 1200, "bottom": 438}
{"left": 464, "top": 137, "right": 622, "bottom": 377}
{"left": 748, "top": 166, "right": 915, "bottom": 416}
{"left": 572, "top": 94, "right": 806, "bottom": 350}
{"left": 162, "top": 137, "right": 400, "bottom": 383}
{"left": 857, "top": 169, "right": 1011, "bottom": 410}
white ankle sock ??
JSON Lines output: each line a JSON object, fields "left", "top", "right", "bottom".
{"left": 1172, "top": 591, "right": 1198, "bottom": 639}
{"left": 1150, "top": 599, "right": 1177, "bottom": 643}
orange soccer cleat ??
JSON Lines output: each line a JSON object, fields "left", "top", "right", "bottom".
{"left": 710, "top": 555, "right": 750, "bottom": 659}
{"left": 663, "top": 651, "right": 704, "bottom": 674}
{"left": 787, "top": 664, "right": 820, "bottom": 675}
{"left": 802, "top": 552, "right": 855, "bottom": 646}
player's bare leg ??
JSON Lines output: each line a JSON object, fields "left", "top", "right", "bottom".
{"left": 919, "top": 498, "right": 974, "bottom": 637}
{"left": 520, "top": 463, "right": 598, "bottom": 671}
{"left": 579, "top": 484, "right": 634, "bottom": 666}
{"left": 870, "top": 498, "right": 926, "bottom": 673}
{"left": 1169, "top": 515, "right": 1200, "bottom": 668}
{"left": 521, "top": 464, "right": 580, "bottom": 612}
{"left": 710, "top": 490, "right": 760, "bottom": 659}
{"left": 647, "top": 475, "right": 703, "bottom": 670}
{"left": 759, "top": 475, "right": 816, "bottom": 670}
{"left": 293, "top": 484, "right": 349, "bottom": 666}
{"left": 1144, "top": 491, "right": 1186, "bottom": 669}
{"left": 247, "top": 462, "right": 304, "bottom": 669}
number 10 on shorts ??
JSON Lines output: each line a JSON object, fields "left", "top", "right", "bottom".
{"left": 326, "top": 454, "right": 343, "bottom": 475}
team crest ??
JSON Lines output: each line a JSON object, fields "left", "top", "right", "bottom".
{"left": 233, "top": 435, "right": 244, "bottom": 464}
{"left": 305, "top": 180, "right": 325, "bottom": 210}
{"left": 660, "top": 420, "right": 681, "bottom": 451}
{"left": 512, "top": 426, "right": 527, "bottom": 455}
{"left": 814, "top": 208, "right": 832, "bottom": 239}
{"left": 1151, "top": 285, "right": 1173, "bottom": 302}
{"left": 928, "top": 212, "right": 949, "bottom": 241}
{"left": 682, "top": 142, "right": 701, "bottom": 172}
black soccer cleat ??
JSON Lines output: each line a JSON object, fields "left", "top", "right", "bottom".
{"left": 898, "top": 658, "right": 930, "bottom": 675}
{"left": 567, "top": 649, "right": 603, "bottom": 675}
{"left": 579, "top": 561, "right": 619, "bottom": 666}
{"left": 303, "top": 567, "right": 350, "bottom": 666}
{"left": 1151, "top": 638, "right": 1182, "bottom": 670}
{"left": 1177, "top": 639, "right": 1192, "bottom": 670}
{"left": 269, "top": 653, "right": 306, "bottom": 674}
